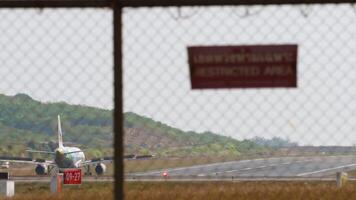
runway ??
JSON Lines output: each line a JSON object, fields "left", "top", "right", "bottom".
{"left": 128, "top": 155, "right": 356, "bottom": 179}
{"left": 9, "top": 155, "right": 356, "bottom": 182}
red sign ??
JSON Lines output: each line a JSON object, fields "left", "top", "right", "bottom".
{"left": 63, "top": 168, "right": 82, "bottom": 185}
{"left": 188, "top": 45, "right": 297, "bottom": 89}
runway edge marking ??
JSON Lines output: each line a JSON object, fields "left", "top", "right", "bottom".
{"left": 297, "top": 163, "right": 356, "bottom": 176}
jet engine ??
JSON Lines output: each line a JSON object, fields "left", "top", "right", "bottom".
{"left": 95, "top": 163, "right": 106, "bottom": 175}
{"left": 35, "top": 164, "right": 48, "bottom": 175}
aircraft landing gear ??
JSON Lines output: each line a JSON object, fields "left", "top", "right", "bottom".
{"left": 84, "top": 165, "right": 92, "bottom": 176}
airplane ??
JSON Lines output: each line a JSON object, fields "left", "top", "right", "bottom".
{"left": 0, "top": 115, "right": 153, "bottom": 176}
{"left": 0, "top": 161, "right": 9, "bottom": 169}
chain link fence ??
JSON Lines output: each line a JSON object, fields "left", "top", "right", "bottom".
{"left": 0, "top": 8, "right": 113, "bottom": 106}
{"left": 0, "top": 7, "right": 114, "bottom": 198}
{"left": 1, "top": 1, "right": 356, "bottom": 199}
{"left": 124, "top": 4, "right": 356, "bottom": 180}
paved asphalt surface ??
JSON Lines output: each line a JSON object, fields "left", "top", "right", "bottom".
{"left": 129, "top": 155, "right": 356, "bottom": 179}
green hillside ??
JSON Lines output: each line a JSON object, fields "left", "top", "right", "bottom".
{"left": 0, "top": 93, "right": 268, "bottom": 158}
{"left": 0, "top": 93, "right": 112, "bottom": 158}
{"left": 124, "top": 112, "right": 265, "bottom": 156}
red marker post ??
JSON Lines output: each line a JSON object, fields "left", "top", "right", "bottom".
{"left": 63, "top": 169, "right": 82, "bottom": 185}
{"left": 50, "top": 173, "right": 63, "bottom": 193}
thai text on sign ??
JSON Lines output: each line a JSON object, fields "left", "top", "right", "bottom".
{"left": 188, "top": 45, "right": 298, "bottom": 89}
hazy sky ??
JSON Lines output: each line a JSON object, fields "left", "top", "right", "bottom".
{"left": 1, "top": 4, "right": 356, "bottom": 145}
{"left": 0, "top": 9, "right": 113, "bottom": 108}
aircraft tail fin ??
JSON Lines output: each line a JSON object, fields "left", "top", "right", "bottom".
{"left": 58, "top": 115, "right": 64, "bottom": 148}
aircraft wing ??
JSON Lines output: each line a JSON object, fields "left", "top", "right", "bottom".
{"left": 79, "top": 154, "right": 155, "bottom": 167}
{"left": 123, "top": 154, "right": 155, "bottom": 160}
{"left": 0, "top": 156, "right": 55, "bottom": 165}
{"left": 79, "top": 156, "right": 113, "bottom": 167}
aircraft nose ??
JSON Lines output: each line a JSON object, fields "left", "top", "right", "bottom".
{"left": 55, "top": 148, "right": 65, "bottom": 159}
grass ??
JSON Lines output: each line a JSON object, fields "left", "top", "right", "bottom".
{"left": 0, "top": 182, "right": 113, "bottom": 200}
{"left": 343, "top": 170, "right": 356, "bottom": 177}
{"left": 125, "top": 181, "right": 356, "bottom": 200}
{"left": 2, "top": 181, "right": 356, "bottom": 200}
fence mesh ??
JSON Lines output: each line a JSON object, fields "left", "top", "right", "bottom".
{"left": 0, "top": 7, "right": 114, "bottom": 192}
{"left": 2, "top": 2, "right": 356, "bottom": 200}
{"left": 123, "top": 4, "right": 356, "bottom": 180}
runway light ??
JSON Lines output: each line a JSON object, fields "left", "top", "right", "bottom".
{"left": 162, "top": 171, "right": 168, "bottom": 178}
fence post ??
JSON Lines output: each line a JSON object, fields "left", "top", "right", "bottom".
{"left": 114, "top": 0, "right": 124, "bottom": 199}
{"left": 336, "top": 172, "right": 348, "bottom": 188}
{"left": 50, "top": 173, "right": 63, "bottom": 193}
{"left": 0, "top": 172, "right": 14, "bottom": 197}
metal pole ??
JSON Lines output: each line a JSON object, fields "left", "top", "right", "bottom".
{"left": 113, "top": 1, "right": 124, "bottom": 200}
{"left": 0, "top": 0, "right": 354, "bottom": 8}
{"left": 120, "top": 0, "right": 356, "bottom": 8}
{"left": 0, "top": 0, "right": 111, "bottom": 8}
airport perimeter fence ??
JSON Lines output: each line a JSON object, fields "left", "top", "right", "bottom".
{"left": 122, "top": 1, "right": 356, "bottom": 199}
{"left": 0, "top": 0, "right": 115, "bottom": 198}
{"left": 124, "top": 0, "right": 356, "bottom": 175}
{"left": 1, "top": 0, "right": 356, "bottom": 199}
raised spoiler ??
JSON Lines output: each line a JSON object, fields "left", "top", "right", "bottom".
{"left": 134, "top": 155, "right": 154, "bottom": 159}
{"left": 124, "top": 154, "right": 155, "bottom": 160}
{"left": 80, "top": 157, "right": 114, "bottom": 166}
{"left": 91, "top": 157, "right": 114, "bottom": 162}
{"left": 124, "top": 155, "right": 135, "bottom": 159}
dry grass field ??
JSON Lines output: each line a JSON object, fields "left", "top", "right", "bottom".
{"left": 125, "top": 181, "right": 356, "bottom": 200}
{"left": 124, "top": 155, "right": 264, "bottom": 173}
{"left": 3, "top": 181, "right": 356, "bottom": 200}
{"left": 0, "top": 182, "right": 113, "bottom": 200}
